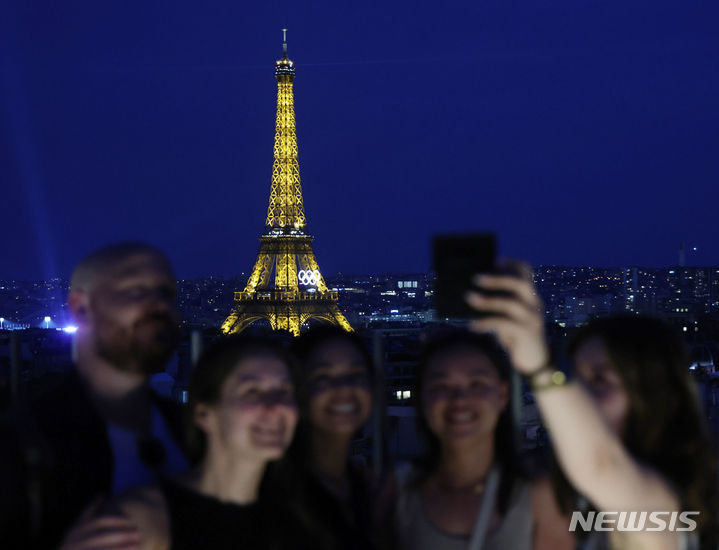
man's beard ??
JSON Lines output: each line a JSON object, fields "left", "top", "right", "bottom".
{"left": 95, "top": 313, "right": 180, "bottom": 375}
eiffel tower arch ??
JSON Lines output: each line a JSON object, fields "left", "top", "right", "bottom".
{"left": 222, "top": 31, "right": 352, "bottom": 337}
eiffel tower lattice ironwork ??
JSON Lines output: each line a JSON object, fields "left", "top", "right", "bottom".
{"left": 221, "top": 31, "right": 352, "bottom": 337}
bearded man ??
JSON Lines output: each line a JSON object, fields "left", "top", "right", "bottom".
{"left": 0, "top": 243, "right": 190, "bottom": 549}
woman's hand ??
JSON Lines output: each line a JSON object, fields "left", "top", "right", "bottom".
{"left": 465, "top": 265, "right": 550, "bottom": 375}
{"left": 59, "top": 498, "right": 140, "bottom": 550}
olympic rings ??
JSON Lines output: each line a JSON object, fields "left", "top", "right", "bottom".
{"left": 298, "top": 269, "right": 321, "bottom": 286}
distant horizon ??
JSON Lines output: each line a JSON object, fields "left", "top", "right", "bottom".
{"left": 2, "top": 262, "right": 719, "bottom": 283}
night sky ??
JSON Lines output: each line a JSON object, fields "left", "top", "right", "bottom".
{"left": 2, "top": 1, "right": 718, "bottom": 281}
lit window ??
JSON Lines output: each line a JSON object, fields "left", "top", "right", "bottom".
{"left": 402, "top": 390, "right": 411, "bottom": 399}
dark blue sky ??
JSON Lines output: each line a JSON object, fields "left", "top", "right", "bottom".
{"left": 2, "top": 1, "right": 718, "bottom": 280}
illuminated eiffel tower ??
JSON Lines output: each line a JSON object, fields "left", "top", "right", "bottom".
{"left": 222, "top": 31, "right": 352, "bottom": 337}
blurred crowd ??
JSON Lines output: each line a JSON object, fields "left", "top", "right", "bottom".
{"left": 1, "top": 243, "right": 716, "bottom": 550}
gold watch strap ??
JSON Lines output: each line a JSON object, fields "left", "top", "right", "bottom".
{"left": 528, "top": 366, "right": 567, "bottom": 391}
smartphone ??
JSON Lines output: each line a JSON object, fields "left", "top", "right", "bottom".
{"left": 432, "top": 233, "right": 496, "bottom": 319}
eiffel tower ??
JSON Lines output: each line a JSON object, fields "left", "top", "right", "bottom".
{"left": 222, "top": 31, "right": 353, "bottom": 337}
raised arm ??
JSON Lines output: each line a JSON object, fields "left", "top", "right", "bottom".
{"left": 466, "top": 272, "right": 679, "bottom": 515}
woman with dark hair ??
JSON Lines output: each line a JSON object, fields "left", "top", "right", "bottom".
{"left": 468, "top": 271, "right": 719, "bottom": 549}
{"left": 285, "top": 324, "right": 378, "bottom": 550}
{"left": 393, "top": 329, "right": 546, "bottom": 550}
{"left": 108, "top": 335, "right": 301, "bottom": 550}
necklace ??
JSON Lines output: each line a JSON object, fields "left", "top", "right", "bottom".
{"left": 434, "top": 473, "right": 489, "bottom": 495}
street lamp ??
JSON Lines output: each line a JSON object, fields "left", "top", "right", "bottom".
{"left": 0, "top": 317, "right": 4, "bottom": 329}
{"left": 44, "top": 316, "right": 51, "bottom": 329}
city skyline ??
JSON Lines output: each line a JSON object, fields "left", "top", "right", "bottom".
{"left": 2, "top": 1, "right": 718, "bottom": 280}
{"left": 2, "top": 265, "right": 718, "bottom": 331}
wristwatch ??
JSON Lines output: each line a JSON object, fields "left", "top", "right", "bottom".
{"left": 528, "top": 366, "right": 567, "bottom": 392}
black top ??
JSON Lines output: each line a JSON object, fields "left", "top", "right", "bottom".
{"left": 161, "top": 477, "right": 318, "bottom": 550}
{"left": 303, "top": 461, "right": 377, "bottom": 550}
{"left": 161, "top": 478, "right": 263, "bottom": 550}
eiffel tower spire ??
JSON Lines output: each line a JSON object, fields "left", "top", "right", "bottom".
{"left": 265, "top": 28, "right": 306, "bottom": 232}
{"left": 221, "top": 32, "right": 353, "bottom": 337}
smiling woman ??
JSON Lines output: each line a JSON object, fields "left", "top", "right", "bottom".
{"left": 100, "top": 336, "right": 303, "bottom": 550}
{"left": 552, "top": 316, "right": 719, "bottom": 549}
{"left": 278, "top": 325, "right": 380, "bottom": 550}
{"left": 467, "top": 271, "right": 719, "bottom": 550}
{"left": 391, "top": 330, "right": 558, "bottom": 550}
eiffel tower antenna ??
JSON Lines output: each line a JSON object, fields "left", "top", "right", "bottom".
{"left": 221, "top": 34, "right": 353, "bottom": 337}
